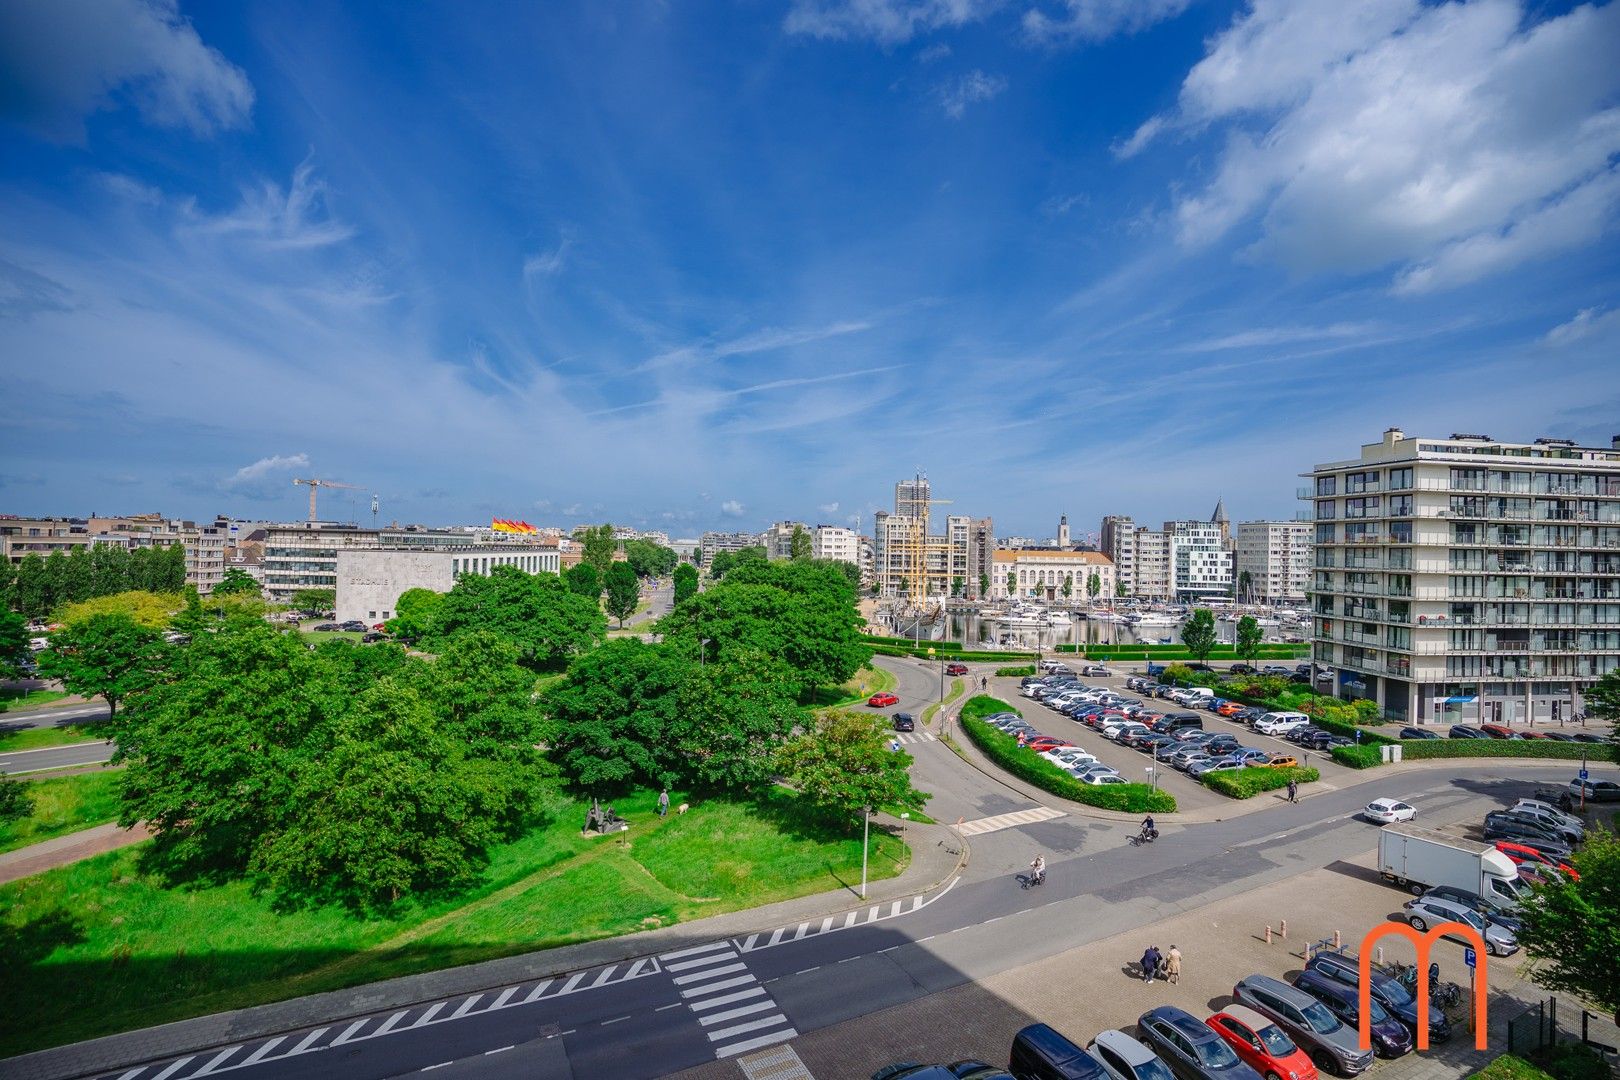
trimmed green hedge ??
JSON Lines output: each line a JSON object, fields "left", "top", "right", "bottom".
{"left": 1055, "top": 644, "right": 1308, "bottom": 659}
{"left": 1398, "top": 739, "right": 1614, "bottom": 762}
{"left": 869, "top": 645, "right": 1035, "bottom": 661}
{"left": 995, "top": 665, "right": 1037, "bottom": 677}
{"left": 958, "top": 696, "right": 1176, "bottom": 813}
{"left": 1204, "top": 765, "right": 1320, "bottom": 799}
{"left": 1331, "top": 744, "right": 1385, "bottom": 769}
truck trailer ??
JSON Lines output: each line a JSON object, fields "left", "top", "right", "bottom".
{"left": 1376, "top": 822, "right": 1525, "bottom": 912}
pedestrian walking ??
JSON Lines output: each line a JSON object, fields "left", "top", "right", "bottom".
{"left": 1286, "top": 779, "right": 1298, "bottom": 804}
{"left": 1166, "top": 945, "right": 1182, "bottom": 985}
{"left": 657, "top": 789, "right": 670, "bottom": 817}
{"left": 1140, "top": 945, "right": 1161, "bottom": 983}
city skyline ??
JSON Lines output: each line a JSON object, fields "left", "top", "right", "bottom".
{"left": 2, "top": 1, "right": 1618, "bottom": 534}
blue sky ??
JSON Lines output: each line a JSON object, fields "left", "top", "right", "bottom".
{"left": 2, "top": 0, "right": 1618, "bottom": 540}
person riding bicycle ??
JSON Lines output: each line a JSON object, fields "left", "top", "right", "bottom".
{"left": 1030, "top": 854, "right": 1046, "bottom": 886}
{"left": 1140, "top": 815, "right": 1158, "bottom": 842}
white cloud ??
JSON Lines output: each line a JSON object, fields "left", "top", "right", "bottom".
{"left": 818, "top": 501, "right": 841, "bottom": 514}
{"left": 784, "top": 0, "right": 998, "bottom": 44}
{"left": 639, "top": 318, "right": 873, "bottom": 371}
{"left": 721, "top": 499, "right": 745, "bottom": 516}
{"left": 0, "top": 0, "right": 253, "bottom": 142}
{"left": 189, "top": 156, "right": 354, "bottom": 250}
{"left": 1136, "top": 0, "right": 1620, "bottom": 290}
{"left": 523, "top": 232, "right": 573, "bottom": 280}
{"left": 229, "top": 453, "right": 309, "bottom": 485}
{"left": 1023, "top": 0, "right": 1191, "bottom": 44}
{"left": 1543, "top": 306, "right": 1620, "bottom": 347}
{"left": 917, "top": 42, "right": 953, "bottom": 62}
{"left": 1181, "top": 322, "right": 1376, "bottom": 352}
{"left": 938, "top": 70, "right": 1006, "bottom": 119}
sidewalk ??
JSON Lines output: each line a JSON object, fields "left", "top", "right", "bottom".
{"left": 0, "top": 815, "right": 969, "bottom": 1080}
{"left": 0, "top": 821, "right": 150, "bottom": 886}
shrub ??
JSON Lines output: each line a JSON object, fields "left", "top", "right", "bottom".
{"left": 1331, "top": 744, "right": 1385, "bottom": 769}
{"left": 1398, "top": 740, "right": 1613, "bottom": 763}
{"left": 957, "top": 696, "right": 1175, "bottom": 814}
{"left": 995, "top": 665, "right": 1036, "bottom": 677}
{"left": 1203, "top": 765, "right": 1320, "bottom": 800}
{"left": 1530, "top": 1042, "right": 1613, "bottom": 1080}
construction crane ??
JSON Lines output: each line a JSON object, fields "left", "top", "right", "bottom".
{"left": 292, "top": 477, "right": 363, "bottom": 522}
{"left": 896, "top": 470, "right": 951, "bottom": 603}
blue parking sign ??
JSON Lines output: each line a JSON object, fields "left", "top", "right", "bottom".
{"left": 1464, "top": 947, "right": 1477, "bottom": 970}
{"left": 1580, "top": 768, "right": 1590, "bottom": 780}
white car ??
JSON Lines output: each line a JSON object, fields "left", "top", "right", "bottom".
{"left": 1363, "top": 798, "right": 1417, "bottom": 824}
{"left": 1104, "top": 722, "right": 1149, "bottom": 742}
{"left": 1511, "top": 799, "right": 1584, "bottom": 833}
{"left": 1078, "top": 771, "right": 1127, "bottom": 785}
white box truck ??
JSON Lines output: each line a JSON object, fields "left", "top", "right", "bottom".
{"left": 1376, "top": 823, "right": 1525, "bottom": 911}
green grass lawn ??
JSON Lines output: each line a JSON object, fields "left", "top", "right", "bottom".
{"left": 0, "top": 769, "right": 125, "bottom": 855}
{"left": 809, "top": 664, "right": 899, "bottom": 709}
{"left": 0, "top": 723, "right": 106, "bottom": 753}
{"left": 0, "top": 688, "right": 70, "bottom": 710}
{"left": 297, "top": 629, "right": 364, "bottom": 644}
{"left": 1468, "top": 1055, "right": 1552, "bottom": 1080}
{"left": 0, "top": 785, "right": 907, "bottom": 1055}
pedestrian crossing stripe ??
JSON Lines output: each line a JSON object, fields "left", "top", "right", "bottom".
{"left": 956, "top": 805, "right": 1065, "bottom": 836}
{"left": 659, "top": 943, "right": 797, "bottom": 1060}
{"left": 893, "top": 732, "right": 936, "bottom": 745}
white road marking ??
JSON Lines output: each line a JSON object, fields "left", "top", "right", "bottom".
{"left": 239, "top": 1037, "right": 287, "bottom": 1067}
{"left": 674, "top": 962, "right": 747, "bottom": 985}
{"left": 699, "top": 1000, "right": 779, "bottom": 1026}
{"left": 288, "top": 1028, "right": 329, "bottom": 1054}
{"left": 708, "top": 1014, "right": 792, "bottom": 1042}
{"left": 449, "top": 995, "right": 483, "bottom": 1020}
{"left": 486, "top": 1046, "right": 514, "bottom": 1055}
{"left": 149, "top": 1057, "right": 196, "bottom": 1080}
{"left": 664, "top": 951, "right": 738, "bottom": 972}
{"left": 681, "top": 974, "right": 758, "bottom": 997}
{"left": 716, "top": 1029, "right": 799, "bottom": 1059}
{"left": 688, "top": 987, "right": 767, "bottom": 1011}
{"left": 661, "top": 940, "right": 733, "bottom": 961}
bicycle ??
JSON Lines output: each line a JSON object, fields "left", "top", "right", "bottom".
{"left": 1129, "top": 825, "right": 1159, "bottom": 847}
{"left": 1018, "top": 870, "right": 1045, "bottom": 889}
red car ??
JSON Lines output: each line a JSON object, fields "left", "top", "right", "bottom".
{"left": 945, "top": 663, "right": 969, "bottom": 676}
{"left": 1495, "top": 839, "right": 1579, "bottom": 880}
{"left": 867, "top": 692, "right": 899, "bottom": 708}
{"left": 1208, "top": 1005, "right": 1318, "bottom": 1080}
{"left": 1479, "top": 723, "right": 1521, "bottom": 739}
{"left": 1024, "top": 737, "right": 1070, "bottom": 752}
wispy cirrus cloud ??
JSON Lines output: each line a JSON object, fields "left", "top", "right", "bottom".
{"left": 638, "top": 318, "right": 874, "bottom": 371}
{"left": 937, "top": 70, "right": 1005, "bottom": 118}
{"left": 1179, "top": 322, "right": 1376, "bottom": 352}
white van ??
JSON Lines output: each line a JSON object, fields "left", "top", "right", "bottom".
{"left": 1254, "top": 711, "right": 1311, "bottom": 735}
{"left": 1179, "top": 687, "right": 1215, "bottom": 704}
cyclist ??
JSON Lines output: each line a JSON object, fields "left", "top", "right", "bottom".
{"left": 1029, "top": 853, "right": 1046, "bottom": 886}
{"left": 1140, "top": 815, "right": 1158, "bottom": 843}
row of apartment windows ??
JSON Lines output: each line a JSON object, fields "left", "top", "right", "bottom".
{"left": 1446, "top": 655, "right": 1620, "bottom": 678}
{"left": 1448, "top": 468, "right": 1620, "bottom": 495}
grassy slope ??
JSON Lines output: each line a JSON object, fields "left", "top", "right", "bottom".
{"left": 0, "top": 689, "right": 70, "bottom": 709}
{"left": 0, "top": 769, "right": 124, "bottom": 854}
{"left": 0, "top": 786, "right": 907, "bottom": 1056}
{"left": 0, "top": 724, "right": 106, "bottom": 753}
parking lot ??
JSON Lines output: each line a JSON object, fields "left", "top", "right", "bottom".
{"left": 984, "top": 665, "right": 1361, "bottom": 813}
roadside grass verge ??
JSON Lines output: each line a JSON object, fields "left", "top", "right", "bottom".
{"left": 0, "top": 689, "right": 70, "bottom": 710}
{"left": 958, "top": 696, "right": 1175, "bottom": 814}
{"left": 0, "top": 769, "right": 125, "bottom": 854}
{"left": 810, "top": 664, "right": 898, "bottom": 709}
{"left": 0, "top": 785, "right": 907, "bottom": 1056}
{"left": 0, "top": 723, "right": 106, "bottom": 753}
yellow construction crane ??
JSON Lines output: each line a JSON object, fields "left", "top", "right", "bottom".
{"left": 292, "top": 477, "right": 363, "bottom": 521}
{"left": 896, "top": 470, "right": 951, "bottom": 602}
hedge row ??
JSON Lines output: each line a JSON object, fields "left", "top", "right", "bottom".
{"left": 1331, "top": 745, "right": 1385, "bottom": 769}
{"left": 1053, "top": 644, "right": 1308, "bottom": 659}
{"left": 958, "top": 696, "right": 1176, "bottom": 814}
{"left": 869, "top": 645, "right": 1035, "bottom": 661}
{"left": 1203, "top": 765, "right": 1321, "bottom": 799}
{"left": 995, "top": 665, "right": 1037, "bottom": 677}
{"left": 1397, "top": 740, "right": 1613, "bottom": 763}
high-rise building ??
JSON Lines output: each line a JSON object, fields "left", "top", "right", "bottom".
{"left": 1166, "top": 520, "right": 1234, "bottom": 600}
{"left": 1304, "top": 427, "right": 1620, "bottom": 726}
{"left": 1101, "top": 515, "right": 1136, "bottom": 594}
{"left": 1236, "top": 521, "right": 1311, "bottom": 604}
{"left": 966, "top": 517, "right": 995, "bottom": 597}
{"left": 873, "top": 474, "right": 971, "bottom": 599}
{"left": 1133, "top": 529, "right": 1172, "bottom": 600}
{"left": 699, "top": 530, "right": 763, "bottom": 566}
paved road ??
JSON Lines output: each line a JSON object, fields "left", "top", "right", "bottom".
{"left": 0, "top": 740, "right": 115, "bottom": 775}
{"left": 71, "top": 689, "right": 1604, "bottom": 1080}
{"left": 0, "top": 701, "right": 110, "bottom": 731}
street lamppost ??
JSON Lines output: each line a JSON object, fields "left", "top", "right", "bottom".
{"left": 859, "top": 804, "right": 873, "bottom": 899}
{"left": 699, "top": 638, "right": 711, "bottom": 669}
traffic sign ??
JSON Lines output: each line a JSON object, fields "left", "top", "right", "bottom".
{"left": 1464, "top": 947, "right": 1477, "bottom": 970}
{"left": 1580, "top": 768, "right": 1590, "bottom": 780}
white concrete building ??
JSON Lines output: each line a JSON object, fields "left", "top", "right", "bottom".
{"left": 811, "top": 524, "right": 859, "bottom": 564}
{"left": 991, "top": 549, "right": 1115, "bottom": 601}
{"left": 1236, "top": 521, "right": 1311, "bottom": 604}
{"left": 1133, "top": 529, "right": 1172, "bottom": 601}
{"left": 1305, "top": 428, "right": 1620, "bottom": 726}
{"left": 1167, "top": 520, "right": 1233, "bottom": 601}
{"left": 763, "top": 520, "right": 810, "bottom": 560}
{"left": 699, "top": 530, "right": 763, "bottom": 566}
{"left": 1100, "top": 515, "right": 1136, "bottom": 595}
{"left": 335, "top": 545, "right": 561, "bottom": 625}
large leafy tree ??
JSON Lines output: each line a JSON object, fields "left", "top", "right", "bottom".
{"left": 777, "top": 709, "right": 929, "bottom": 829}
{"left": 543, "top": 638, "right": 685, "bottom": 789}
{"left": 709, "top": 546, "right": 766, "bottom": 579}
{"left": 1585, "top": 667, "right": 1620, "bottom": 738}
{"left": 36, "top": 613, "right": 168, "bottom": 718}
{"left": 212, "top": 567, "right": 263, "bottom": 597}
{"left": 385, "top": 587, "right": 443, "bottom": 641}
{"left": 562, "top": 562, "right": 600, "bottom": 599}
{"left": 670, "top": 648, "right": 804, "bottom": 791}
{"left": 429, "top": 630, "right": 549, "bottom": 763}
{"left": 14, "top": 554, "right": 50, "bottom": 617}
{"left": 1180, "top": 607, "right": 1218, "bottom": 663}
{"left": 1087, "top": 572, "right": 1101, "bottom": 601}
{"left": 57, "top": 590, "right": 183, "bottom": 629}
{"left": 604, "top": 562, "right": 641, "bottom": 627}
{"left": 432, "top": 565, "right": 605, "bottom": 670}
{"left": 623, "top": 539, "right": 678, "bottom": 579}
{"left": 673, "top": 562, "right": 699, "bottom": 606}
{"left": 789, "top": 525, "right": 812, "bottom": 561}
{"left": 290, "top": 588, "right": 336, "bottom": 613}
{"left": 89, "top": 545, "right": 128, "bottom": 600}
{"left": 1236, "top": 615, "right": 1264, "bottom": 668}
{"left": 0, "top": 610, "right": 30, "bottom": 679}
{"left": 61, "top": 546, "right": 94, "bottom": 605}
{"left": 575, "top": 524, "right": 618, "bottom": 576}
{"left": 1514, "top": 827, "right": 1620, "bottom": 1024}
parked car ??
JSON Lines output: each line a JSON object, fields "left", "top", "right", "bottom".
{"left": 1010, "top": 1023, "right": 1108, "bottom": 1080}
{"left": 1402, "top": 894, "right": 1519, "bottom": 955}
{"left": 1136, "top": 1007, "right": 1263, "bottom": 1080}
{"left": 1484, "top": 808, "right": 1582, "bottom": 847}
{"left": 1261, "top": 665, "right": 1293, "bottom": 677}
{"left": 1398, "top": 726, "right": 1442, "bottom": 740}
{"left": 1482, "top": 816, "right": 1572, "bottom": 855}
{"left": 1215, "top": 701, "right": 1247, "bottom": 718}
{"left": 868, "top": 692, "right": 899, "bottom": 708}
{"left": 1289, "top": 972, "right": 1412, "bottom": 1058}
{"left": 1194, "top": 759, "right": 1246, "bottom": 780}
{"left": 1447, "top": 725, "right": 1487, "bottom": 739}
{"left": 945, "top": 662, "right": 969, "bottom": 676}
{"left": 1200, "top": 735, "right": 1243, "bottom": 757}
{"left": 1494, "top": 840, "right": 1578, "bottom": 880}
{"left": 1088, "top": 1032, "right": 1177, "bottom": 1080}
{"left": 1231, "top": 974, "right": 1374, "bottom": 1076}
{"left": 1568, "top": 777, "right": 1620, "bottom": 803}
{"left": 873, "top": 1061, "right": 1013, "bottom": 1080}
{"left": 1206, "top": 1005, "right": 1317, "bottom": 1080}
{"left": 1082, "top": 665, "right": 1114, "bottom": 678}
{"left": 1254, "top": 712, "right": 1311, "bottom": 736}
{"left": 1420, "top": 884, "right": 1524, "bottom": 935}
{"left": 1478, "top": 723, "right": 1522, "bottom": 740}
{"left": 1079, "top": 771, "right": 1128, "bottom": 786}
{"left": 1510, "top": 799, "right": 1585, "bottom": 835}
{"left": 892, "top": 713, "right": 916, "bottom": 732}
{"left": 1258, "top": 753, "right": 1299, "bottom": 769}
{"left": 1304, "top": 951, "right": 1450, "bottom": 1043}
{"left": 1362, "top": 799, "right": 1417, "bottom": 824}
{"left": 1228, "top": 664, "right": 1257, "bottom": 676}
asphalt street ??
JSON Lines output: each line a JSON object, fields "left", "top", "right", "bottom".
{"left": 0, "top": 740, "right": 115, "bottom": 775}
{"left": 70, "top": 652, "right": 1610, "bottom": 1080}
{"left": 0, "top": 701, "right": 110, "bottom": 731}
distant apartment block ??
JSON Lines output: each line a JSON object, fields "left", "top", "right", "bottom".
{"left": 811, "top": 524, "right": 859, "bottom": 565}
{"left": 1236, "top": 520, "right": 1311, "bottom": 604}
{"left": 763, "top": 520, "right": 809, "bottom": 560}
{"left": 1305, "top": 428, "right": 1620, "bottom": 725}
{"left": 1166, "top": 519, "right": 1234, "bottom": 601}
{"left": 699, "top": 530, "right": 763, "bottom": 566}
{"left": 872, "top": 474, "right": 974, "bottom": 598}
{"left": 1101, "top": 515, "right": 1136, "bottom": 594}
{"left": 89, "top": 514, "right": 227, "bottom": 594}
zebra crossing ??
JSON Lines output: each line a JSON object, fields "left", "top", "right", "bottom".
{"left": 955, "top": 805, "right": 1065, "bottom": 836}
{"left": 92, "top": 957, "right": 665, "bottom": 1080}
{"left": 661, "top": 941, "right": 797, "bottom": 1060}
{"left": 892, "top": 731, "right": 936, "bottom": 745}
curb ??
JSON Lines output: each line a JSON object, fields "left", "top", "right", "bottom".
{"left": 1, "top": 822, "right": 970, "bottom": 1080}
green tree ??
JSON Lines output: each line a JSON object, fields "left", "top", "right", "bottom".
{"left": 1236, "top": 615, "right": 1264, "bottom": 668}
{"left": 1115, "top": 580, "right": 1127, "bottom": 598}
{"left": 0, "top": 775, "right": 32, "bottom": 824}
{"left": 776, "top": 709, "right": 929, "bottom": 829}
{"left": 58, "top": 590, "right": 183, "bottom": 629}
{"left": 1237, "top": 570, "right": 1254, "bottom": 604}
{"left": 1514, "top": 827, "right": 1620, "bottom": 1024}
{"left": 952, "top": 576, "right": 964, "bottom": 597}
{"left": 575, "top": 524, "right": 618, "bottom": 576}
{"left": 14, "top": 554, "right": 49, "bottom": 617}
{"left": 790, "top": 525, "right": 813, "bottom": 561}
{"left": 813, "top": 557, "right": 862, "bottom": 594}
{"left": 563, "top": 562, "right": 600, "bottom": 599}
{"left": 1087, "top": 572, "right": 1101, "bottom": 601}
{"left": 623, "top": 539, "right": 678, "bottom": 579}
{"left": 543, "top": 638, "right": 685, "bottom": 789}
{"left": 673, "top": 562, "right": 699, "bottom": 606}
{"left": 709, "top": 546, "right": 766, "bottom": 580}
{"left": 42, "top": 550, "right": 69, "bottom": 614}
{"left": 1179, "top": 608, "right": 1218, "bottom": 663}
{"left": 0, "top": 610, "right": 30, "bottom": 679}
{"left": 1585, "top": 667, "right": 1620, "bottom": 739}
{"left": 158, "top": 544, "right": 187, "bottom": 593}
{"left": 212, "top": 567, "right": 262, "bottom": 597}
{"left": 1061, "top": 575, "right": 1072, "bottom": 599}
{"left": 433, "top": 565, "right": 605, "bottom": 670}
{"left": 604, "top": 562, "right": 641, "bottom": 627}
{"left": 36, "top": 613, "right": 167, "bottom": 718}
{"left": 1006, "top": 571, "right": 1017, "bottom": 597}
{"left": 89, "top": 544, "right": 130, "bottom": 599}
{"left": 671, "top": 648, "right": 803, "bottom": 791}
{"left": 430, "top": 630, "right": 550, "bottom": 763}
{"left": 385, "top": 588, "right": 443, "bottom": 641}
{"left": 290, "top": 588, "right": 336, "bottom": 613}
{"left": 978, "top": 572, "right": 990, "bottom": 599}
{"left": 62, "top": 546, "right": 94, "bottom": 604}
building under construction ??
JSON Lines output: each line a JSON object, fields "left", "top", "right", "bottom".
{"left": 871, "top": 473, "right": 992, "bottom": 600}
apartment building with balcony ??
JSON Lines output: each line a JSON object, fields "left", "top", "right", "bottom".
{"left": 1305, "top": 428, "right": 1620, "bottom": 726}
{"left": 1235, "top": 520, "right": 1311, "bottom": 604}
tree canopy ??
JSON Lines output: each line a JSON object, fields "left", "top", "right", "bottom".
{"left": 1235, "top": 615, "right": 1264, "bottom": 666}
{"left": 212, "top": 567, "right": 263, "bottom": 597}
{"left": 431, "top": 565, "right": 605, "bottom": 670}
{"left": 562, "top": 562, "right": 600, "bottom": 599}
{"left": 57, "top": 590, "right": 184, "bottom": 629}
{"left": 7, "top": 544, "right": 186, "bottom": 618}
{"left": 622, "top": 539, "right": 678, "bottom": 579}
{"left": 290, "top": 588, "right": 335, "bottom": 613}
{"left": 36, "top": 613, "right": 168, "bottom": 718}
{"left": 673, "top": 562, "right": 699, "bottom": 606}
{"left": 0, "top": 610, "right": 30, "bottom": 680}
{"left": 1515, "top": 826, "right": 1620, "bottom": 1024}
{"left": 708, "top": 546, "right": 766, "bottom": 579}
{"left": 789, "top": 525, "right": 812, "bottom": 561}
{"left": 574, "top": 524, "right": 618, "bottom": 576}
{"left": 1586, "top": 667, "right": 1620, "bottom": 739}
{"left": 385, "top": 587, "right": 443, "bottom": 641}
{"left": 1180, "top": 608, "right": 1218, "bottom": 662}
{"left": 776, "top": 709, "right": 929, "bottom": 829}
{"left": 604, "top": 562, "right": 641, "bottom": 627}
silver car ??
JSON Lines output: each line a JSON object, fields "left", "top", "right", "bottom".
{"left": 1402, "top": 894, "right": 1519, "bottom": 955}
{"left": 1232, "top": 974, "right": 1374, "bottom": 1076}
